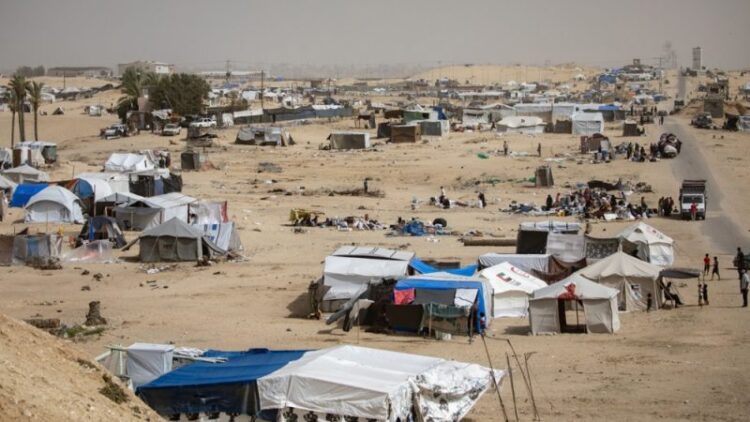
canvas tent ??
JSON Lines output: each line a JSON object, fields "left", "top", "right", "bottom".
{"left": 480, "top": 262, "right": 548, "bottom": 318}
{"left": 138, "top": 218, "right": 224, "bottom": 262}
{"left": 95, "top": 191, "right": 145, "bottom": 216}
{"left": 578, "top": 251, "right": 662, "bottom": 311}
{"left": 545, "top": 232, "right": 586, "bottom": 262}
{"left": 258, "top": 345, "right": 501, "bottom": 422}
{"left": 10, "top": 183, "right": 48, "bottom": 207}
{"left": 192, "top": 222, "right": 243, "bottom": 254}
{"left": 617, "top": 222, "right": 675, "bottom": 266}
{"left": 2, "top": 164, "right": 50, "bottom": 184}
{"left": 529, "top": 274, "right": 620, "bottom": 334}
{"left": 25, "top": 185, "right": 85, "bottom": 224}
{"left": 516, "top": 221, "right": 582, "bottom": 254}
{"left": 572, "top": 112, "right": 605, "bottom": 135}
{"left": 478, "top": 253, "right": 552, "bottom": 273}
{"left": 114, "top": 192, "right": 196, "bottom": 231}
{"left": 104, "top": 153, "right": 156, "bottom": 173}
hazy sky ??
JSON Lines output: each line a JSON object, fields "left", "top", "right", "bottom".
{"left": 1, "top": 0, "right": 749, "bottom": 72}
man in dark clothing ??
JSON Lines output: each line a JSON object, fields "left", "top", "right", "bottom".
{"left": 478, "top": 192, "right": 486, "bottom": 209}
{"left": 703, "top": 283, "right": 709, "bottom": 306}
{"left": 741, "top": 270, "right": 749, "bottom": 307}
{"left": 737, "top": 248, "right": 746, "bottom": 280}
{"left": 537, "top": 143, "right": 542, "bottom": 157}
{"left": 545, "top": 194, "right": 553, "bottom": 211}
{"left": 711, "top": 256, "right": 721, "bottom": 280}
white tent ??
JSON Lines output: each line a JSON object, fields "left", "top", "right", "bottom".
{"left": 478, "top": 253, "right": 551, "bottom": 273}
{"left": 529, "top": 274, "right": 620, "bottom": 335}
{"left": 258, "top": 345, "right": 502, "bottom": 422}
{"left": 617, "top": 222, "right": 674, "bottom": 266}
{"left": 113, "top": 192, "right": 196, "bottom": 231}
{"left": 77, "top": 172, "right": 131, "bottom": 193}
{"left": 2, "top": 164, "right": 50, "bottom": 184}
{"left": 480, "top": 262, "right": 547, "bottom": 318}
{"left": 578, "top": 250, "right": 662, "bottom": 311}
{"left": 496, "top": 116, "right": 546, "bottom": 134}
{"left": 0, "top": 174, "right": 17, "bottom": 192}
{"left": 104, "top": 153, "right": 156, "bottom": 173}
{"left": 96, "top": 191, "right": 145, "bottom": 206}
{"left": 74, "top": 177, "right": 114, "bottom": 201}
{"left": 24, "top": 185, "right": 85, "bottom": 224}
{"left": 572, "top": 112, "right": 604, "bottom": 135}
{"left": 545, "top": 233, "right": 585, "bottom": 261}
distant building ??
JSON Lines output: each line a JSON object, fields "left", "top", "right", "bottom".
{"left": 196, "top": 70, "right": 264, "bottom": 82}
{"left": 118, "top": 61, "right": 175, "bottom": 76}
{"left": 692, "top": 47, "right": 702, "bottom": 70}
{"left": 47, "top": 66, "right": 112, "bottom": 77}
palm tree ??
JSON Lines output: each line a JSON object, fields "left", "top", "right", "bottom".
{"left": 4, "top": 91, "right": 17, "bottom": 148}
{"left": 27, "top": 81, "right": 44, "bottom": 141}
{"left": 116, "top": 68, "right": 158, "bottom": 122}
{"left": 8, "top": 74, "right": 30, "bottom": 143}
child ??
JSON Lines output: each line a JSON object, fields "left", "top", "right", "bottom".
{"left": 703, "top": 254, "right": 711, "bottom": 279}
{"left": 703, "top": 283, "right": 709, "bottom": 305}
{"left": 698, "top": 283, "right": 704, "bottom": 306}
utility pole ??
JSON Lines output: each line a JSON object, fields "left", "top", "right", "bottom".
{"left": 225, "top": 59, "right": 231, "bottom": 83}
{"left": 260, "top": 70, "right": 265, "bottom": 112}
{"left": 658, "top": 56, "right": 663, "bottom": 95}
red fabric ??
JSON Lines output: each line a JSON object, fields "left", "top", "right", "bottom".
{"left": 394, "top": 288, "right": 416, "bottom": 305}
{"left": 558, "top": 283, "right": 578, "bottom": 300}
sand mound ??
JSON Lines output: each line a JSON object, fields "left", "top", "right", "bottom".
{"left": 0, "top": 313, "right": 161, "bottom": 421}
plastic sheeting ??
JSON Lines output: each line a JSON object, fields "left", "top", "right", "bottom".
{"left": 62, "top": 240, "right": 117, "bottom": 264}
{"left": 323, "top": 256, "right": 410, "bottom": 301}
{"left": 10, "top": 183, "right": 48, "bottom": 208}
{"left": 478, "top": 253, "right": 551, "bottom": 273}
{"left": 127, "top": 343, "right": 174, "bottom": 388}
{"left": 189, "top": 201, "right": 227, "bottom": 225}
{"left": 546, "top": 233, "right": 585, "bottom": 261}
{"left": 193, "top": 222, "right": 243, "bottom": 253}
{"left": 572, "top": 112, "right": 604, "bottom": 135}
{"left": 11, "top": 234, "right": 62, "bottom": 265}
{"left": 104, "top": 153, "right": 155, "bottom": 172}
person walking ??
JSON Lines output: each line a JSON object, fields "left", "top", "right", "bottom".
{"left": 741, "top": 270, "right": 749, "bottom": 308}
{"left": 737, "top": 248, "right": 746, "bottom": 280}
{"left": 711, "top": 256, "right": 721, "bottom": 280}
{"left": 690, "top": 200, "right": 698, "bottom": 221}
{"left": 703, "top": 253, "right": 711, "bottom": 279}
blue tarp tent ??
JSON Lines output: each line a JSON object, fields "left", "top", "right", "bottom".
{"left": 598, "top": 104, "right": 621, "bottom": 111}
{"left": 10, "top": 183, "right": 48, "bottom": 208}
{"left": 395, "top": 273, "right": 492, "bottom": 332}
{"left": 137, "top": 348, "right": 307, "bottom": 417}
{"left": 409, "top": 258, "right": 478, "bottom": 277}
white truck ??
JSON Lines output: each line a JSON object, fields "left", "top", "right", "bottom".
{"left": 679, "top": 179, "right": 707, "bottom": 220}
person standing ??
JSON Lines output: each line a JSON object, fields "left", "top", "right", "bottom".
{"left": 711, "top": 256, "right": 721, "bottom": 280}
{"left": 703, "top": 282, "right": 709, "bottom": 305}
{"left": 503, "top": 140, "right": 509, "bottom": 156}
{"left": 537, "top": 142, "right": 542, "bottom": 157}
{"left": 363, "top": 177, "right": 369, "bottom": 194}
{"left": 697, "top": 282, "right": 704, "bottom": 307}
{"left": 703, "top": 253, "right": 711, "bottom": 279}
{"left": 741, "top": 270, "right": 749, "bottom": 308}
{"left": 690, "top": 200, "right": 698, "bottom": 221}
{"left": 737, "top": 248, "right": 746, "bottom": 280}
{"left": 477, "top": 192, "right": 486, "bottom": 209}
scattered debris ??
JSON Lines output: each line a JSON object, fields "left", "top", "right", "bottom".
{"left": 99, "top": 374, "right": 129, "bottom": 405}
{"left": 85, "top": 301, "right": 107, "bottom": 326}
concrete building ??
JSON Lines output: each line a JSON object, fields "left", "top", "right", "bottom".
{"left": 118, "top": 61, "right": 175, "bottom": 76}
{"left": 47, "top": 66, "right": 113, "bottom": 77}
{"left": 692, "top": 47, "right": 702, "bottom": 71}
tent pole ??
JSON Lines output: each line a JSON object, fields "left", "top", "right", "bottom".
{"left": 480, "top": 334, "right": 509, "bottom": 422}
{"left": 575, "top": 300, "right": 579, "bottom": 328}
{"left": 506, "top": 352, "right": 519, "bottom": 422}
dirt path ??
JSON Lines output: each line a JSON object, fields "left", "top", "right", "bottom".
{"left": 665, "top": 117, "right": 750, "bottom": 253}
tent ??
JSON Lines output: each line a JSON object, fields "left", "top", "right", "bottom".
{"left": 189, "top": 200, "right": 228, "bottom": 225}
{"left": 394, "top": 272, "right": 493, "bottom": 332}
{"left": 9, "top": 183, "right": 48, "bottom": 207}
{"left": 0, "top": 174, "right": 17, "bottom": 193}
{"left": 138, "top": 348, "right": 308, "bottom": 418}
{"left": 24, "top": 185, "right": 85, "bottom": 224}
{"left": 114, "top": 192, "right": 196, "bottom": 231}
{"left": 257, "top": 345, "right": 501, "bottom": 422}
{"left": 322, "top": 246, "right": 415, "bottom": 305}
{"left": 77, "top": 216, "right": 127, "bottom": 248}
{"left": 529, "top": 274, "right": 620, "bottom": 334}
{"left": 71, "top": 177, "right": 114, "bottom": 202}
{"left": 545, "top": 233, "right": 585, "bottom": 262}
{"left": 9, "top": 233, "right": 63, "bottom": 266}
{"left": 235, "top": 126, "right": 288, "bottom": 146}
{"left": 480, "top": 262, "right": 548, "bottom": 318}
{"left": 409, "top": 258, "right": 477, "bottom": 277}
{"left": 617, "top": 222, "right": 675, "bottom": 266}
{"left": 192, "top": 222, "right": 243, "bottom": 253}
{"left": 95, "top": 191, "right": 145, "bottom": 216}
{"left": 138, "top": 218, "right": 223, "bottom": 262}
{"left": 572, "top": 112, "right": 604, "bottom": 135}
{"left": 104, "top": 153, "right": 156, "bottom": 173}
{"left": 478, "top": 253, "right": 552, "bottom": 273}
{"left": 2, "top": 164, "right": 50, "bottom": 184}
{"left": 578, "top": 251, "right": 662, "bottom": 311}
{"left": 516, "top": 221, "right": 582, "bottom": 254}
{"left": 496, "top": 116, "right": 546, "bottom": 134}
{"left": 76, "top": 172, "right": 130, "bottom": 194}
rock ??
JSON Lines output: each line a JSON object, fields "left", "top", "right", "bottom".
{"left": 93, "top": 273, "right": 103, "bottom": 282}
{"left": 81, "top": 285, "right": 91, "bottom": 291}
{"left": 81, "top": 270, "right": 90, "bottom": 276}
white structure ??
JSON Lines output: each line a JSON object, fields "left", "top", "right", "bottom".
{"left": 118, "top": 60, "right": 175, "bottom": 76}
{"left": 113, "top": 192, "right": 196, "bottom": 231}
{"left": 2, "top": 164, "right": 50, "bottom": 184}
{"left": 692, "top": 47, "right": 702, "bottom": 70}
{"left": 126, "top": 343, "right": 174, "bottom": 388}
{"left": 104, "top": 153, "right": 156, "bottom": 173}
{"left": 578, "top": 251, "right": 663, "bottom": 311}
{"left": 529, "top": 274, "right": 620, "bottom": 335}
{"left": 481, "top": 262, "right": 547, "bottom": 318}
{"left": 24, "top": 186, "right": 85, "bottom": 224}
{"left": 618, "top": 222, "right": 675, "bottom": 266}
{"left": 496, "top": 116, "right": 546, "bottom": 134}
{"left": 572, "top": 112, "right": 604, "bottom": 135}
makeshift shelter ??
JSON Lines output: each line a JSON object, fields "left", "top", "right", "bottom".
{"left": 257, "top": 345, "right": 501, "bottom": 422}
{"left": 138, "top": 349, "right": 308, "bottom": 418}
{"left": 0, "top": 174, "right": 16, "bottom": 194}
{"left": 394, "top": 272, "right": 493, "bottom": 333}
{"left": 529, "top": 274, "right": 620, "bottom": 334}
{"left": 622, "top": 120, "right": 640, "bottom": 136}
{"left": 572, "top": 112, "right": 604, "bottom": 135}
{"left": 9, "top": 183, "right": 48, "bottom": 208}
{"left": 95, "top": 191, "right": 145, "bottom": 216}
{"left": 192, "top": 222, "right": 243, "bottom": 254}
{"left": 479, "top": 253, "right": 552, "bottom": 273}
{"left": 114, "top": 193, "right": 196, "bottom": 231}
{"left": 322, "top": 246, "right": 414, "bottom": 308}
{"left": 189, "top": 200, "right": 228, "bottom": 225}
{"left": 76, "top": 172, "right": 130, "bottom": 194}
{"left": 496, "top": 116, "right": 546, "bottom": 134}
{"left": 62, "top": 240, "right": 117, "bottom": 264}
{"left": 9, "top": 233, "right": 63, "bottom": 266}
{"left": 545, "top": 233, "right": 586, "bottom": 261}
{"left": 480, "top": 262, "right": 547, "bottom": 318}
{"left": 328, "top": 131, "right": 371, "bottom": 150}
{"left": 578, "top": 251, "right": 662, "bottom": 311}
{"left": 737, "top": 115, "right": 750, "bottom": 132}
{"left": 138, "top": 218, "right": 223, "bottom": 262}
{"left": 2, "top": 164, "right": 50, "bottom": 184}
{"left": 235, "top": 126, "right": 288, "bottom": 146}
{"left": 128, "top": 171, "right": 183, "bottom": 197}
{"left": 516, "top": 221, "right": 582, "bottom": 254}
{"left": 24, "top": 185, "right": 85, "bottom": 224}
{"left": 409, "top": 258, "right": 478, "bottom": 277}
{"left": 416, "top": 120, "right": 449, "bottom": 137}
{"left": 104, "top": 153, "right": 156, "bottom": 173}
{"left": 180, "top": 150, "right": 208, "bottom": 171}
{"left": 16, "top": 141, "right": 57, "bottom": 164}
{"left": 77, "top": 216, "right": 127, "bottom": 248}
{"left": 390, "top": 125, "right": 421, "bottom": 143}
{"left": 618, "top": 222, "right": 675, "bottom": 266}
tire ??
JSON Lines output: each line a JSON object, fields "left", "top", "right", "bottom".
{"left": 433, "top": 218, "right": 447, "bottom": 227}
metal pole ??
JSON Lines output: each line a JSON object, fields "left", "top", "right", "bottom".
{"left": 481, "top": 335, "right": 509, "bottom": 422}
{"left": 506, "top": 353, "right": 519, "bottom": 422}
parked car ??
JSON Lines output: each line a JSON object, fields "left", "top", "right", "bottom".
{"left": 189, "top": 117, "right": 216, "bottom": 128}
{"left": 734, "top": 254, "right": 750, "bottom": 269}
{"left": 691, "top": 112, "right": 714, "bottom": 129}
{"left": 100, "top": 124, "right": 128, "bottom": 139}
{"left": 162, "top": 123, "right": 181, "bottom": 136}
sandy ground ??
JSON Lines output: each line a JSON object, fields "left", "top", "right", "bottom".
{"left": 1, "top": 70, "right": 749, "bottom": 421}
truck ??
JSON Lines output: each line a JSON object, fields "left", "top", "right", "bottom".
{"left": 679, "top": 179, "right": 707, "bottom": 220}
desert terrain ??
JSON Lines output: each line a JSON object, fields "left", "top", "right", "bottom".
{"left": 0, "top": 66, "right": 749, "bottom": 421}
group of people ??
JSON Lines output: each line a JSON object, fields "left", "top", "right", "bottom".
{"left": 540, "top": 189, "right": 649, "bottom": 221}
{"left": 656, "top": 197, "right": 677, "bottom": 217}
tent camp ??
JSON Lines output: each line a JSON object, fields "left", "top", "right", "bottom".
{"left": 480, "top": 262, "right": 548, "bottom": 318}
{"left": 77, "top": 216, "right": 127, "bottom": 248}
{"left": 572, "top": 112, "right": 604, "bottom": 135}
{"left": 578, "top": 251, "right": 662, "bottom": 311}
{"left": 114, "top": 192, "right": 196, "bottom": 231}
{"left": 2, "top": 164, "right": 50, "bottom": 184}
{"left": 258, "top": 345, "right": 501, "bottom": 422}
{"left": 104, "top": 153, "right": 156, "bottom": 173}
{"left": 9, "top": 183, "right": 48, "bottom": 208}
{"left": 394, "top": 272, "right": 493, "bottom": 332}
{"left": 95, "top": 191, "right": 145, "bottom": 216}
{"left": 321, "top": 246, "right": 415, "bottom": 307}
{"left": 496, "top": 116, "right": 546, "bottom": 134}
{"left": 24, "top": 185, "right": 85, "bottom": 224}
{"left": 138, "top": 218, "right": 224, "bottom": 262}
{"left": 618, "top": 222, "right": 675, "bottom": 266}
{"left": 529, "top": 274, "right": 620, "bottom": 334}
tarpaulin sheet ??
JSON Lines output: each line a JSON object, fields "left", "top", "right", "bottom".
{"left": 409, "top": 258, "right": 478, "bottom": 277}
{"left": 138, "top": 349, "right": 307, "bottom": 417}
{"left": 10, "top": 183, "right": 47, "bottom": 207}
